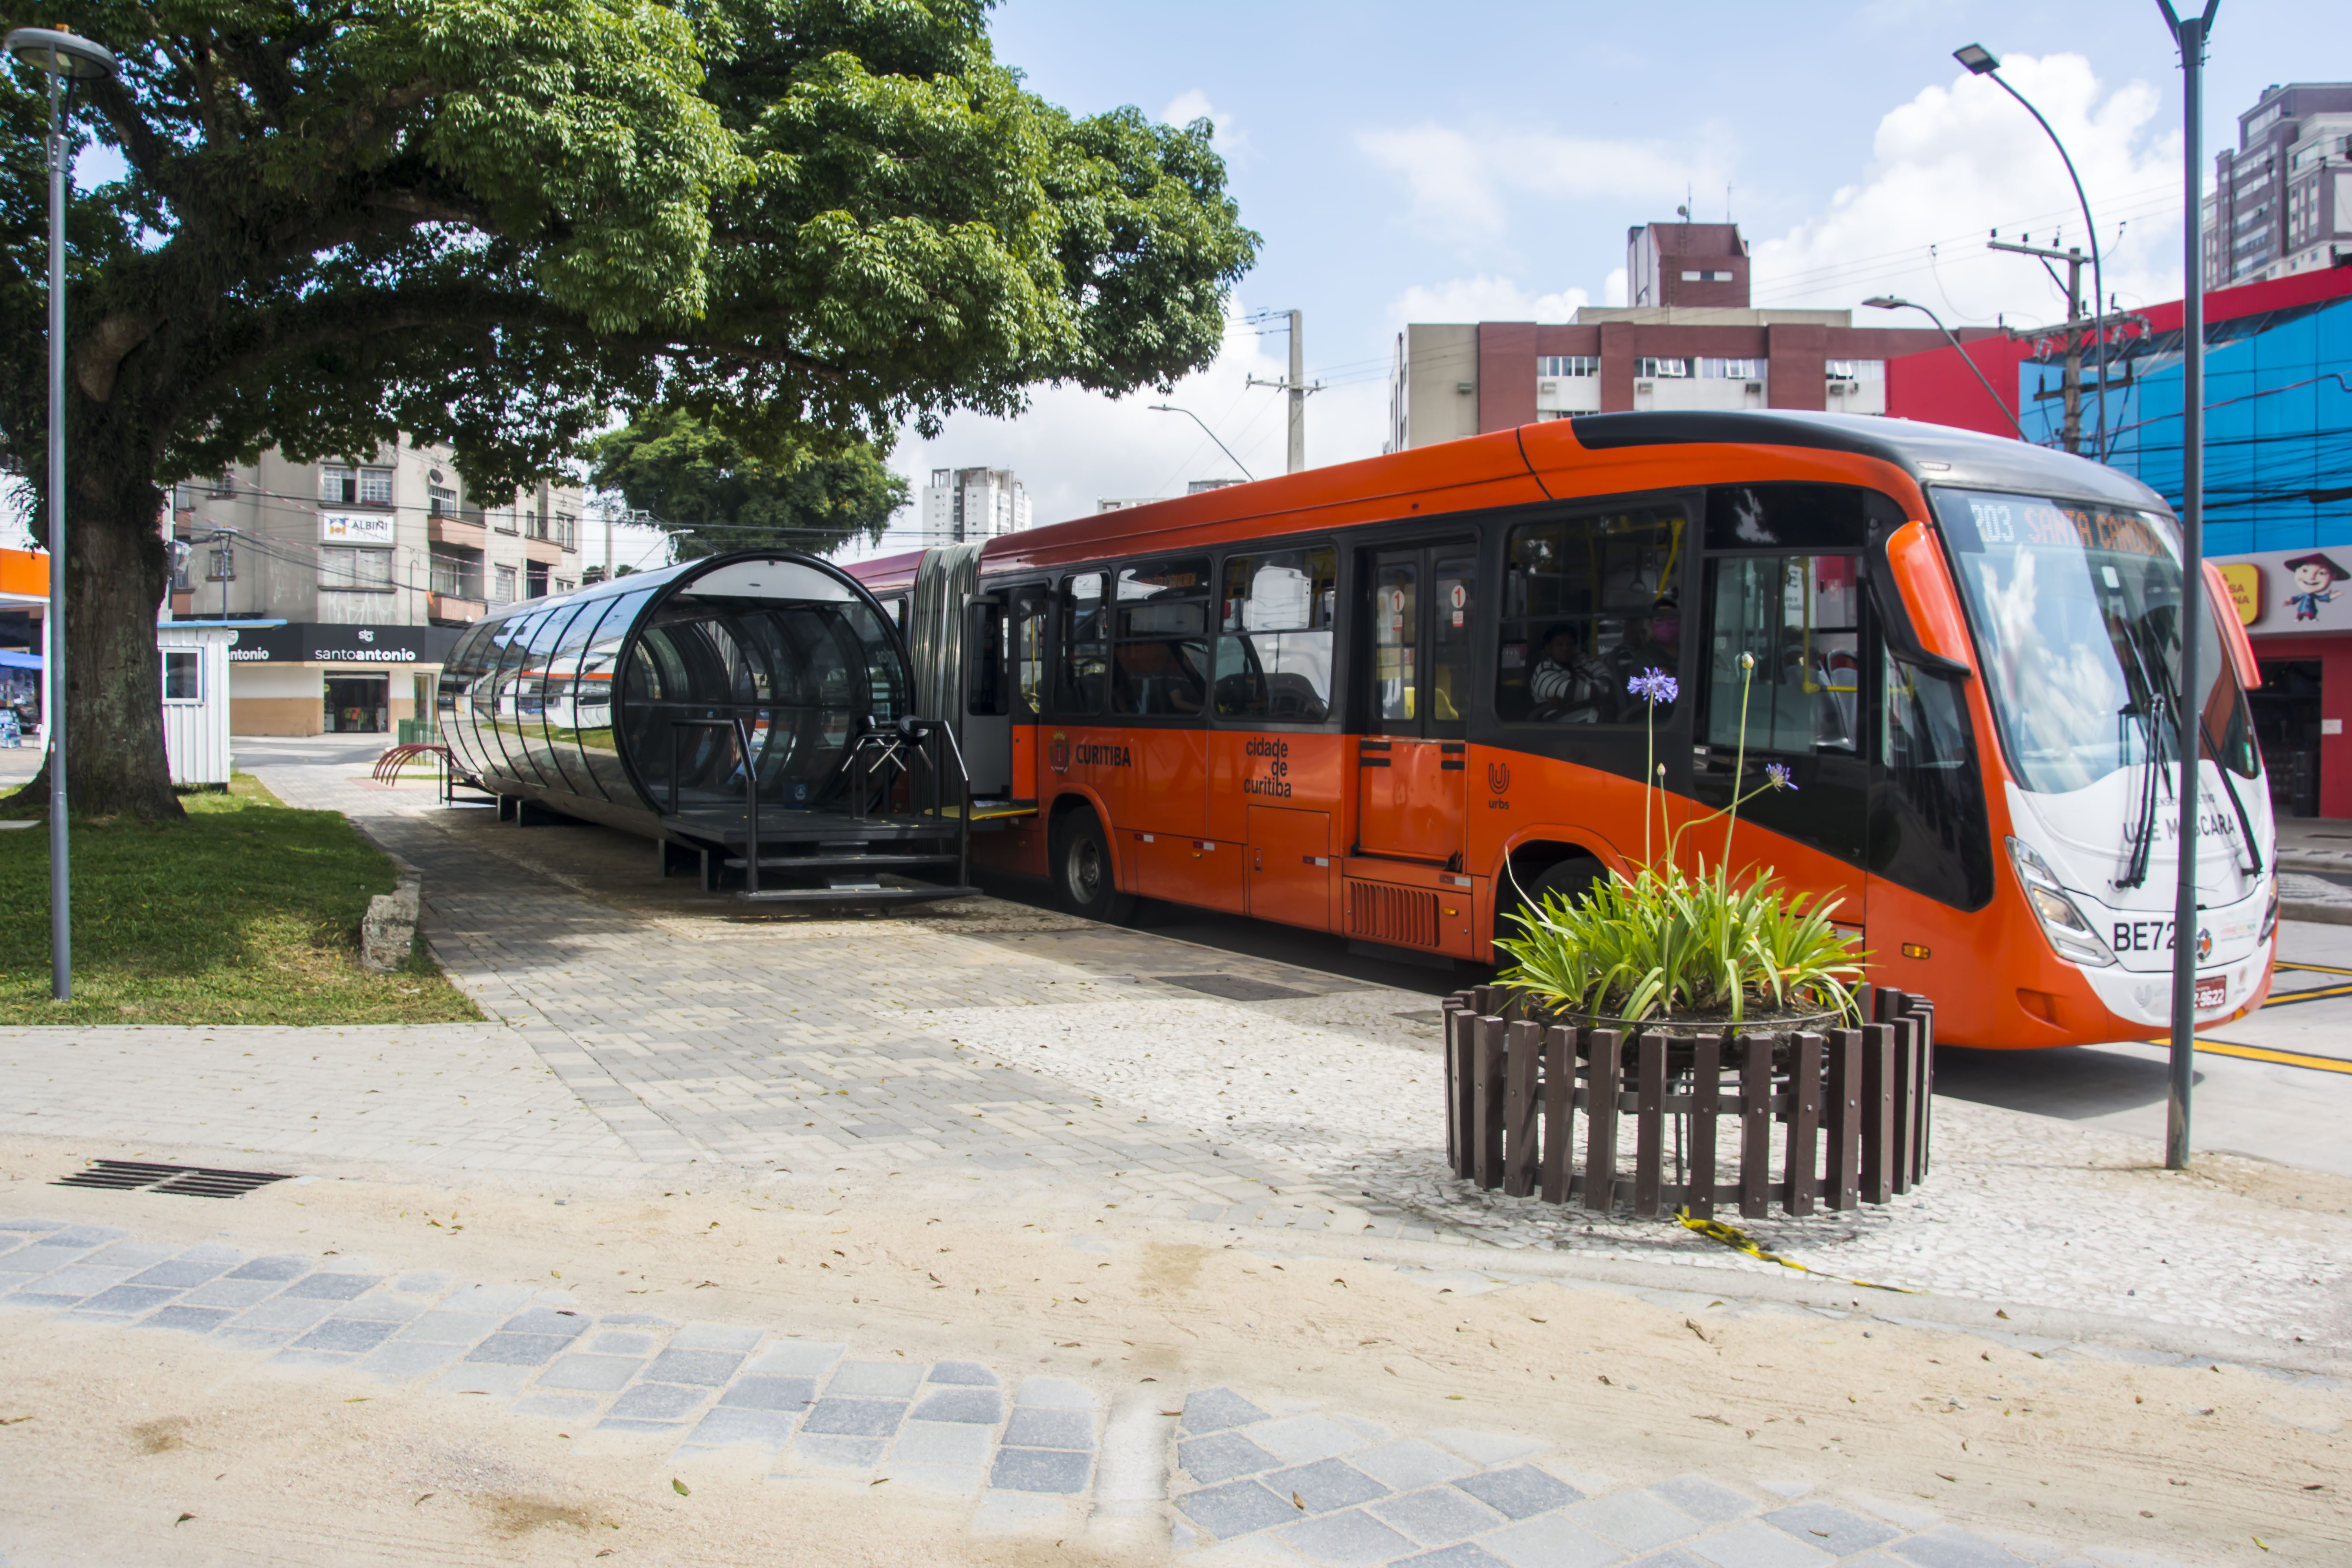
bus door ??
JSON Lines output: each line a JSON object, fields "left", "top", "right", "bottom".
{"left": 1692, "top": 537, "right": 1868, "bottom": 929}
{"left": 1358, "top": 542, "right": 1474, "bottom": 866}
{"left": 962, "top": 582, "right": 1049, "bottom": 803}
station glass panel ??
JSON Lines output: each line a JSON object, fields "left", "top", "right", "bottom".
{"left": 579, "top": 588, "right": 656, "bottom": 802}
{"left": 440, "top": 622, "right": 497, "bottom": 777}
{"left": 530, "top": 599, "right": 607, "bottom": 799}
{"left": 479, "top": 609, "right": 548, "bottom": 784}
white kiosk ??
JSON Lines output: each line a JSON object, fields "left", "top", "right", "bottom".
{"left": 156, "top": 622, "right": 238, "bottom": 787}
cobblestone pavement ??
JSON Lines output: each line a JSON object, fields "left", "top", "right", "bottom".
{"left": 5, "top": 1214, "right": 2272, "bottom": 1568}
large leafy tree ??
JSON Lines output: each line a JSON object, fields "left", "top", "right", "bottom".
{"left": 588, "top": 409, "right": 906, "bottom": 558}
{"left": 0, "top": 0, "right": 1255, "bottom": 816}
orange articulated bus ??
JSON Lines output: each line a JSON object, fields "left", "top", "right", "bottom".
{"left": 853, "top": 411, "right": 2277, "bottom": 1049}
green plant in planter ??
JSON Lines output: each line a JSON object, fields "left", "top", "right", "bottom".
{"left": 1498, "top": 655, "right": 1866, "bottom": 1025}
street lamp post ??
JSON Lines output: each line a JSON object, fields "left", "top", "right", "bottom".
{"left": 2157, "top": 0, "right": 2222, "bottom": 1174}
{"left": 1954, "top": 43, "right": 2112, "bottom": 461}
{"left": 1862, "top": 297, "right": 2030, "bottom": 438}
{"left": 5, "top": 26, "right": 118, "bottom": 1004}
{"left": 1147, "top": 405, "right": 1254, "bottom": 482}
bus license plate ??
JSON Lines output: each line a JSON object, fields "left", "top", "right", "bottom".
{"left": 2195, "top": 976, "right": 2227, "bottom": 1010}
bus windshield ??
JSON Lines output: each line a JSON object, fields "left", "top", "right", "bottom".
{"left": 1932, "top": 488, "right": 2253, "bottom": 796}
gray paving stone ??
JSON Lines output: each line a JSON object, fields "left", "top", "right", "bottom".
{"left": 178, "top": 1279, "right": 281, "bottom": 1310}
{"left": 990, "top": 1446, "right": 1093, "bottom": 1496}
{"left": 1269, "top": 1458, "right": 1390, "bottom": 1515}
{"left": 443, "top": 1283, "right": 535, "bottom": 1314}
{"left": 1619, "top": 1553, "right": 1711, "bottom": 1568}
{"left": 332, "top": 1293, "right": 428, "bottom": 1324}
{"left": 1015, "top": 1375, "right": 1096, "bottom": 1410}
{"left": 233, "top": 1298, "right": 338, "bottom": 1332}
{"left": 1457, "top": 1466, "right": 1581, "bottom": 1522}
{"left": 499, "top": 1307, "right": 588, "bottom": 1339}
{"left": 802, "top": 1397, "right": 906, "bottom": 1437}
{"left": 645, "top": 1348, "right": 744, "bottom": 1386}
{"left": 1374, "top": 1486, "right": 1508, "bottom": 1548}
{"left": 391, "top": 1272, "right": 451, "bottom": 1294}
{"left": 588, "top": 1330, "right": 659, "bottom": 1356}
{"left": 1001, "top": 1405, "right": 1092, "bottom": 1449}
{"left": 1648, "top": 1477, "right": 1753, "bottom": 1528}
{"left": 1280, "top": 1506, "right": 1421, "bottom": 1568}
{"left": 789, "top": 1434, "right": 886, "bottom": 1469}
{"left": 435, "top": 1365, "right": 535, "bottom": 1397}
{"left": 76, "top": 1285, "right": 184, "bottom": 1316}
{"left": 685, "top": 1408, "right": 796, "bottom": 1449}
{"left": 670, "top": 1322, "right": 762, "bottom": 1353}
{"left": 598, "top": 1314, "right": 675, "bottom": 1328}
{"left": 1181, "top": 1430, "right": 1283, "bottom": 1483}
{"left": 136, "top": 1305, "right": 237, "bottom": 1334}
{"left": 1762, "top": 1503, "right": 1901, "bottom": 1557}
{"left": 358, "top": 1342, "right": 464, "bottom": 1381}
{"left": 720, "top": 1375, "right": 817, "bottom": 1412}
{"left": 271, "top": 1349, "right": 362, "bottom": 1370}
{"left": 293, "top": 1318, "right": 400, "bottom": 1353}
{"left": 0, "top": 1219, "right": 66, "bottom": 1232}
{"left": 1478, "top": 1514, "right": 1627, "bottom": 1568}
{"left": 398, "top": 1310, "right": 502, "bottom": 1345}
{"left": 891, "top": 1421, "right": 991, "bottom": 1466}
{"left": 125, "top": 1259, "right": 234, "bottom": 1289}
{"left": 596, "top": 1418, "right": 687, "bottom": 1435}
{"left": 1893, "top": 1529, "right": 2036, "bottom": 1568}
{"left": 1255, "top": 1413, "right": 1377, "bottom": 1465}
{"left": 466, "top": 1333, "right": 574, "bottom": 1366}
{"left": 911, "top": 1387, "right": 1004, "bottom": 1425}
{"left": 212, "top": 1326, "right": 297, "bottom": 1352}
{"left": 17, "top": 1266, "right": 126, "bottom": 1298}
{"left": 607, "top": 1383, "right": 711, "bottom": 1421}
{"left": 539, "top": 1354, "right": 645, "bottom": 1392}
{"left": 881, "top": 1462, "right": 984, "bottom": 1496}
{"left": 225, "top": 1256, "right": 310, "bottom": 1282}
{"left": 1569, "top": 1491, "right": 1700, "bottom": 1553}
{"left": 827, "top": 1360, "right": 924, "bottom": 1398}
{"left": 1396, "top": 1547, "right": 1510, "bottom": 1568}
{"left": 1352, "top": 1440, "right": 1477, "bottom": 1493}
{"left": 511, "top": 1394, "right": 601, "bottom": 1419}
{"left": 746, "top": 1341, "right": 846, "bottom": 1377}
{"left": 928, "top": 1360, "right": 997, "bottom": 1386}
{"left": 85, "top": 1242, "right": 181, "bottom": 1269}
{"left": 1686, "top": 1520, "right": 1832, "bottom": 1568}
{"left": 0, "top": 1292, "right": 84, "bottom": 1311}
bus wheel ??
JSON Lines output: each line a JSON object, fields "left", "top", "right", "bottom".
{"left": 1053, "top": 807, "right": 1138, "bottom": 924}
{"left": 1495, "top": 856, "right": 1604, "bottom": 958}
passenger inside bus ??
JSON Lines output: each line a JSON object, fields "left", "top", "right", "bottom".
{"left": 1527, "top": 624, "right": 1613, "bottom": 722}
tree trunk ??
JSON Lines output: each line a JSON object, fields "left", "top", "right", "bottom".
{"left": 5, "top": 424, "right": 183, "bottom": 821}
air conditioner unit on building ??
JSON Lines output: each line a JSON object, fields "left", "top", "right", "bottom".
{"left": 1538, "top": 380, "right": 1556, "bottom": 393}
{"left": 1744, "top": 382, "right": 1763, "bottom": 393}
{"left": 1635, "top": 381, "right": 1654, "bottom": 393}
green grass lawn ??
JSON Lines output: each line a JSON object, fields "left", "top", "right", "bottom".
{"left": 0, "top": 775, "right": 483, "bottom": 1025}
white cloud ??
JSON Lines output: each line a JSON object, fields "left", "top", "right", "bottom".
{"left": 860, "top": 310, "right": 1391, "bottom": 557}
{"left": 1163, "top": 89, "right": 1249, "bottom": 161}
{"left": 1357, "top": 122, "right": 1726, "bottom": 243}
{"left": 1748, "top": 53, "right": 2185, "bottom": 327}
{"left": 1384, "top": 276, "right": 1590, "bottom": 325}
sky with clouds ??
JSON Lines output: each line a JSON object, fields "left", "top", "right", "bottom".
{"left": 863, "top": 0, "right": 2329, "bottom": 562}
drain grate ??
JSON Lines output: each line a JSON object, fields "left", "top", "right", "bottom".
{"left": 54, "top": 1160, "right": 294, "bottom": 1199}
{"left": 1153, "top": 973, "right": 1311, "bottom": 1003}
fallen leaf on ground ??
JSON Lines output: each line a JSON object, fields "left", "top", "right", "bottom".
{"left": 1936, "top": 1473, "right": 1957, "bottom": 1482}
{"left": 1292, "top": 1493, "right": 1306, "bottom": 1510}
{"left": 0, "top": 1416, "right": 32, "bottom": 1425}
{"left": 671, "top": 1478, "right": 689, "bottom": 1497}
{"left": 175, "top": 1514, "right": 195, "bottom": 1526}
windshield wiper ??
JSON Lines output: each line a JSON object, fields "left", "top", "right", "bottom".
{"left": 2125, "top": 609, "right": 2263, "bottom": 881}
{"left": 2113, "top": 617, "right": 2168, "bottom": 890}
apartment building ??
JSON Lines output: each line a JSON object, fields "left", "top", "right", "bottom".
{"left": 169, "top": 439, "right": 584, "bottom": 735}
{"left": 1387, "top": 221, "right": 1975, "bottom": 451}
{"left": 921, "top": 467, "right": 1032, "bottom": 542}
{"left": 2201, "top": 81, "right": 2352, "bottom": 286}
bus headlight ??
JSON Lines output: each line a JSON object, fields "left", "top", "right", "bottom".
{"left": 2007, "top": 836, "right": 2117, "bottom": 968}
{"left": 2260, "top": 878, "right": 2279, "bottom": 943}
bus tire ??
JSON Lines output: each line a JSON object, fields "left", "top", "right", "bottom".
{"left": 1495, "top": 855, "right": 1606, "bottom": 957}
{"left": 1052, "top": 806, "right": 1138, "bottom": 924}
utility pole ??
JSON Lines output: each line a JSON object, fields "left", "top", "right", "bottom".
{"left": 1245, "top": 310, "right": 1324, "bottom": 474}
{"left": 1987, "top": 236, "right": 2088, "bottom": 453}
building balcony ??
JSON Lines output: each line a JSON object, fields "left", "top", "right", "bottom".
{"left": 522, "top": 534, "right": 566, "bottom": 565}
{"left": 428, "top": 592, "right": 487, "bottom": 625}
{"left": 428, "top": 515, "right": 488, "bottom": 550}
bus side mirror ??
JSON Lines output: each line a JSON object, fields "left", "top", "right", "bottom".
{"left": 1871, "top": 520, "right": 1974, "bottom": 679}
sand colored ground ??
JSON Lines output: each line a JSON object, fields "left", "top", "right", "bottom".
{"left": 3, "top": 1133, "right": 2345, "bottom": 1566}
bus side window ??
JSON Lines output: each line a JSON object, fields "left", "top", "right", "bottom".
{"left": 1215, "top": 546, "right": 1337, "bottom": 724}
{"left": 1702, "top": 554, "right": 1861, "bottom": 754}
{"left": 1012, "top": 586, "right": 1049, "bottom": 718}
{"left": 1497, "top": 506, "right": 1685, "bottom": 724}
{"left": 1054, "top": 572, "right": 1107, "bottom": 715}
{"left": 1878, "top": 650, "right": 1994, "bottom": 908}
{"left": 1110, "top": 558, "right": 1211, "bottom": 720}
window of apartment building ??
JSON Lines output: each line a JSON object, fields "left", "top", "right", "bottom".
{"left": 207, "top": 543, "right": 235, "bottom": 581}
{"left": 1700, "top": 358, "right": 1764, "bottom": 380}
{"left": 492, "top": 563, "right": 518, "bottom": 603}
{"left": 321, "top": 464, "right": 393, "bottom": 505}
{"left": 493, "top": 502, "right": 519, "bottom": 535}
{"left": 429, "top": 548, "right": 484, "bottom": 600}
{"left": 1536, "top": 356, "right": 1599, "bottom": 378}
{"left": 429, "top": 482, "right": 459, "bottom": 517}
{"left": 1679, "top": 270, "right": 1735, "bottom": 282}
{"left": 319, "top": 546, "right": 393, "bottom": 592}
{"left": 555, "top": 512, "right": 578, "bottom": 552}
{"left": 526, "top": 561, "right": 550, "bottom": 598}
{"left": 170, "top": 541, "right": 193, "bottom": 591}
{"left": 554, "top": 578, "right": 576, "bottom": 596}
{"left": 207, "top": 471, "right": 236, "bottom": 497}
{"left": 1825, "top": 360, "right": 1885, "bottom": 381}
{"left": 1635, "top": 358, "right": 1691, "bottom": 378}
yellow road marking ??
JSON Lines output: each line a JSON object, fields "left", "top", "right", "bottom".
{"left": 2258, "top": 982, "right": 2352, "bottom": 1008}
{"left": 2275, "top": 960, "right": 2352, "bottom": 977}
{"left": 2165, "top": 1039, "right": 2352, "bottom": 1076}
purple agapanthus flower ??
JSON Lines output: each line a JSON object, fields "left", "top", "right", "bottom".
{"left": 1627, "top": 668, "right": 1679, "bottom": 706}
{"left": 1765, "top": 762, "right": 1797, "bottom": 791}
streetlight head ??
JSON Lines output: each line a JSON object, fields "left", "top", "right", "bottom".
{"left": 5, "top": 27, "right": 117, "bottom": 81}
{"left": 1863, "top": 296, "right": 1907, "bottom": 310}
{"left": 1953, "top": 43, "right": 2000, "bottom": 75}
